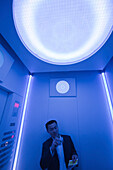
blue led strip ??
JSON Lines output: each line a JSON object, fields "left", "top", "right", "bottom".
{"left": 12, "top": 75, "right": 32, "bottom": 170}
{"left": 101, "top": 72, "right": 113, "bottom": 121}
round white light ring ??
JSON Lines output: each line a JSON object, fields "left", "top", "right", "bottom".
{"left": 56, "top": 80, "right": 69, "bottom": 94}
{"left": 13, "top": 0, "right": 113, "bottom": 65}
{"left": 0, "top": 51, "right": 4, "bottom": 68}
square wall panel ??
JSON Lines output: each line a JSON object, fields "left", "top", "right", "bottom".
{"left": 50, "top": 78, "right": 76, "bottom": 97}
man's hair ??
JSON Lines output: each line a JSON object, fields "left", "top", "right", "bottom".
{"left": 45, "top": 120, "right": 57, "bottom": 130}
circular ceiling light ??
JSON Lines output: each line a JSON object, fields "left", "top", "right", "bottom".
{"left": 13, "top": 0, "right": 113, "bottom": 65}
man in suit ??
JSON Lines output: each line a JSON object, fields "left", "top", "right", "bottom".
{"left": 40, "top": 120, "right": 78, "bottom": 170}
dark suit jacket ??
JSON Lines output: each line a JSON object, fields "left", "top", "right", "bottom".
{"left": 40, "top": 135, "right": 78, "bottom": 170}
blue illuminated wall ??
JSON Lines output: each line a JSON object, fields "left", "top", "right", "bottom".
{"left": 105, "top": 57, "right": 113, "bottom": 103}
{"left": 0, "top": 35, "right": 29, "bottom": 170}
{"left": 1, "top": 34, "right": 113, "bottom": 170}
{"left": 17, "top": 71, "right": 113, "bottom": 170}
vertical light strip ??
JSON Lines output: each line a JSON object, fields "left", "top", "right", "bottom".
{"left": 12, "top": 75, "right": 32, "bottom": 170}
{"left": 101, "top": 72, "right": 113, "bottom": 120}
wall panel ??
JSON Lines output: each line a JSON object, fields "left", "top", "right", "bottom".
{"left": 17, "top": 71, "right": 113, "bottom": 170}
{"left": 105, "top": 57, "right": 113, "bottom": 104}
{"left": 0, "top": 35, "right": 29, "bottom": 170}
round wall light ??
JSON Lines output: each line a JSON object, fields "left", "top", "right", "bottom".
{"left": 13, "top": 0, "right": 113, "bottom": 65}
{"left": 56, "top": 80, "right": 70, "bottom": 94}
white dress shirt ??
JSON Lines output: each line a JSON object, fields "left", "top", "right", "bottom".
{"left": 56, "top": 136, "right": 67, "bottom": 170}
{"left": 50, "top": 136, "right": 67, "bottom": 170}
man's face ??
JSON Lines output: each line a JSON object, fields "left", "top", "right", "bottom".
{"left": 47, "top": 122, "right": 59, "bottom": 138}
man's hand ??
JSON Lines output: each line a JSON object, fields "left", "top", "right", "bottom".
{"left": 51, "top": 137, "right": 62, "bottom": 152}
{"left": 72, "top": 154, "right": 78, "bottom": 163}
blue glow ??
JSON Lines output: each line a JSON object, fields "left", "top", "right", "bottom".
{"left": 0, "top": 51, "right": 4, "bottom": 68}
{"left": 101, "top": 72, "right": 113, "bottom": 121}
{"left": 12, "top": 75, "right": 32, "bottom": 170}
{"left": 13, "top": 0, "right": 113, "bottom": 65}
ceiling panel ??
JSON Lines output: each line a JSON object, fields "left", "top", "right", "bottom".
{"left": 0, "top": 0, "right": 113, "bottom": 73}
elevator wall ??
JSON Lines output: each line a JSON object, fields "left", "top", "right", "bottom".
{"left": 17, "top": 71, "right": 113, "bottom": 170}
{"left": 105, "top": 57, "right": 113, "bottom": 105}
{"left": 0, "top": 38, "right": 29, "bottom": 169}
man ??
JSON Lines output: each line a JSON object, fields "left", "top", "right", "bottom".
{"left": 40, "top": 120, "right": 78, "bottom": 170}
